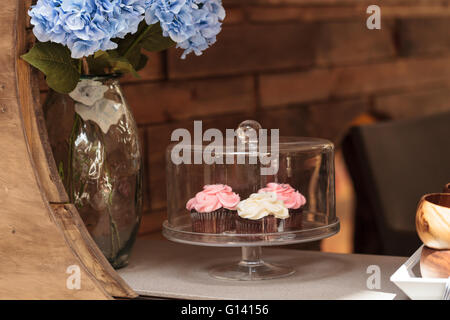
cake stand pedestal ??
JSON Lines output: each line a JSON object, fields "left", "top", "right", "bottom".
{"left": 162, "top": 217, "right": 340, "bottom": 281}
{"left": 209, "top": 246, "right": 295, "bottom": 280}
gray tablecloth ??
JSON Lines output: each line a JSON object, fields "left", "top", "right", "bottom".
{"left": 118, "top": 236, "right": 408, "bottom": 300}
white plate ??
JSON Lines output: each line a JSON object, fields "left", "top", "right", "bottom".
{"left": 390, "top": 245, "right": 449, "bottom": 300}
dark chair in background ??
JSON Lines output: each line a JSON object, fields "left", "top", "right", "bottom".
{"left": 343, "top": 112, "right": 450, "bottom": 257}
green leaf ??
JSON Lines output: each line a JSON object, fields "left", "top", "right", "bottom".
{"left": 135, "top": 53, "right": 148, "bottom": 72}
{"left": 21, "top": 42, "right": 80, "bottom": 94}
{"left": 88, "top": 51, "right": 139, "bottom": 77}
{"left": 140, "top": 23, "right": 176, "bottom": 52}
{"left": 116, "top": 42, "right": 145, "bottom": 71}
{"left": 116, "top": 21, "right": 175, "bottom": 70}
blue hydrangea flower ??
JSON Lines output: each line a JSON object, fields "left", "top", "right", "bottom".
{"left": 115, "top": 0, "right": 147, "bottom": 38}
{"left": 145, "top": 0, "right": 225, "bottom": 59}
{"left": 29, "top": 0, "right": 147, "bottom": 59}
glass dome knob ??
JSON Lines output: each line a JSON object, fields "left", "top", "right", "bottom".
{"left": 236, "top": 120, "right": 262, "bottom": 145}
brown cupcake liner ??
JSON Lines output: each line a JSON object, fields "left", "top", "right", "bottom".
{"left": 190, "top": 208, "right": 235, "bottom": 234}
{"left": 235, "top": 215, "right": 278, "bottom": 234}
{"left": 283, "top": 208, "right": 303, "bottom": 231}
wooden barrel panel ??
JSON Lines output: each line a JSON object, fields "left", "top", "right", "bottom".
{"left": 0, "top": 0, "right": 136, "bottom": 299}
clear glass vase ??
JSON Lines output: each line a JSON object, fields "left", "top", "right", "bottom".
{"left": 44, "top": 75, "right": 143, "bottom": 269}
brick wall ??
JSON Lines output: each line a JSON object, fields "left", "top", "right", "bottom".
{"left": 41, "top": 0, "right": 450, "bottom": 236}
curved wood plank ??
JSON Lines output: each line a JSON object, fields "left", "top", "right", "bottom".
{"left": 0, "top": 0, "right": 136, "bottom": 299}
{"left": 51, "top": 204, "right": 137, "bottom": 298}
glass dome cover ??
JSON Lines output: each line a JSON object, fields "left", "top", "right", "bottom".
{"left": 164, "top": 120, "right": 338, "bottom": 245}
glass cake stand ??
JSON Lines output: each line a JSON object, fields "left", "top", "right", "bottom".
{"left": 164, "top": 120, "right": 339, "bottom": 280}
{"left": 163, "top": 216, "right": 340, "bottom": 280}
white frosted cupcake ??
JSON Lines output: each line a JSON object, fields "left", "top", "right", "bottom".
{"left": 236, "top": 192, "right": 289, "bottom": 233}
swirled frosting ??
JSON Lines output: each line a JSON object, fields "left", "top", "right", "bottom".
{"left": 186, "top": 184, "right": 240, "bottom": 213}
{"left": 237, "top": 192, "right": 289, "bottom": 220}
{"left": 258, "top": 183, "right": 306, "bottom": 209}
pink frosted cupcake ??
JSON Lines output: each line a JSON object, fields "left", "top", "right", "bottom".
{"left": 258, "top": 183, "right": 306, "bottom": 231}
{"left": 186, "top": 184, "right": 240, "bottom": 233}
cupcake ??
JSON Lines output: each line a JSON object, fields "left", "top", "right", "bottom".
{"left": 186, "top": 184, "right": 240, "bottom": 233}
{"left": 236, "top": 192, "right": 289, "bottom": 234}
{"left": 258, "top": 183, "right": 306, "bottom": 231}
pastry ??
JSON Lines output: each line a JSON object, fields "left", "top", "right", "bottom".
{"left": 236, "top": 192, "right": 289, "bottom": 234}
{"left": 186, "top": 184, "right": 240, "bottom": 233}
{"left": 258, "top": 183, "right": 306, "bottom": 231}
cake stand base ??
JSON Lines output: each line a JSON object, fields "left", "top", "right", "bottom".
{"left": 209, "top": 246, "right": 295, "bottom": 281}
